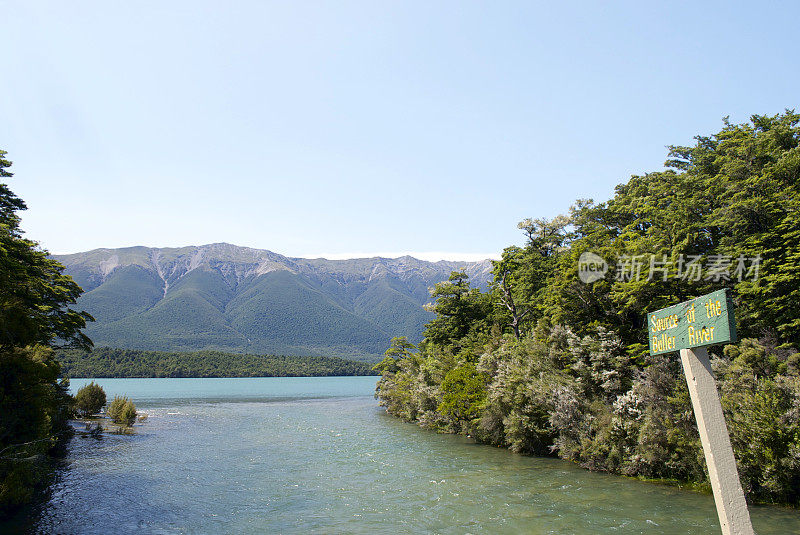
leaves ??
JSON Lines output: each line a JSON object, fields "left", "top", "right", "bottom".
{"left": 0, "top": 151, "right": 92, "bottom": 350}
{"left": 0, "top": 149, "right": 92, "bottom": 512}
{"left": 374, "top": 111, "right": 800, "bottom": 505}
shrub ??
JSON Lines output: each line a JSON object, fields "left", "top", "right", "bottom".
{"left": 119, "top": 401, "right": 137, "bottom": 426}
{"left": 107, "top": 396, "right": 137, "bottom": 426}
{"left": 438, "top": 362, "right": 487, "bottom": 429}
{"left": 74, "top": 382, "right": 106, "bottom": 417}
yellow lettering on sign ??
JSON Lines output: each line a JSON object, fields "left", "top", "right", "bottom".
{"left": 705, "top": 299, "right": 723, "bottom": 318}
{"left": 651, "top": 333, "right": 677, "bottom": 352}
{"left": 651, "top": 313, "right": 679, "bottom": 333}
{"left": 688, "top": 325, "right": 715, "bottom": 345}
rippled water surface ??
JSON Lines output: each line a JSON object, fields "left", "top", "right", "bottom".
{"left": 6, "top": 377, "right": 800, "bottom": 534}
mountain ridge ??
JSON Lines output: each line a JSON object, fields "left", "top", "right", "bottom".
{"left": 54, "top": 243, "right": 494, "bottom": 361}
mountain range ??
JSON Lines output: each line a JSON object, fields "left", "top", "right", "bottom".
{"left": 53, "top": 243, "right": 493, "bottom": 361}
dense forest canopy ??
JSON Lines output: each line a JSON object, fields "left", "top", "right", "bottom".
{"left": 375, "top": 111, "right": 800, "bottom": 505}
{"left": 57, "top": 347, "right": 376, "bottom": 378}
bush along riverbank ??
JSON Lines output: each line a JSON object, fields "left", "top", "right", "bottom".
{"left": 374, "top": 112, "right": 800, "bottom": 506}
{"left": 77, "top": 391, "right": 144, "bottom": 437}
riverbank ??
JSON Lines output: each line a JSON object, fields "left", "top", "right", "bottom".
{"left": 374, "top": 334, "right": 800, "bottom": 508}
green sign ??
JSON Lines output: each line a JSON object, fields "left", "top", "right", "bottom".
{"left": 648, "top": 289, "right": 737, "bottom": 356}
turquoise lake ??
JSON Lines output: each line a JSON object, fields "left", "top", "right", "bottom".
{"left": 6, "top": 377, "right": 800, "bottom": 534}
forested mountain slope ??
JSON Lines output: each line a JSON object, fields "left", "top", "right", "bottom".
{"left": 54, "top": 244, "right": 492, "bottom": 360}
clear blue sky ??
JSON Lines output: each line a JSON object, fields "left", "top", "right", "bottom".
{"left": 3, "top": 1, "right": 798, "bottom": 260}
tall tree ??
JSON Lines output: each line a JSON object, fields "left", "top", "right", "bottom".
{"left": 0, "top": 150, "right": 93, "bottom": 350}
{"left": 422, "top": 271, "right": 492, "bottom": 349}
{"left": 492, "top": 216, "right": 570, "bottom": 338}
{"left": 0, "top": 150, "right": 92, "bottom": 512}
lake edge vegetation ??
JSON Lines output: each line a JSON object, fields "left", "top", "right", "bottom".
{"left": 56, "top": 347, "right": 378, "bottom": 378}
{"left": 106, "top": 395, "right": 138, "bottom": 426}
{"left": 374, "top": 111, "right": 800, "bottom": 506}
{"left": 74, "top": 381, "right": 106, "bottom": 417}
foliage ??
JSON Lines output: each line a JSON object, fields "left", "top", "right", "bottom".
{"left": 107, "top": 396, "right": 137, "bottom": 426}
{"left": 74, "top": 381, "right": 106, "bottom": 417}
{"left": 422, "top": 271, "right": 493, "bottom": 352}
{"left": 490, "top": 216, "right": 570, "bottom": 339}
{"left": 477, "top": 335, "right": 573, "bottom": 454}
{"left": 0, "top": 346, "right": 74, "bottom": 511}
{"left": 374, "top": 112, "right": 800, "bottom": 505}
{"left": 57, "top": 347, "right": 377, "bottom": 378}
{"left": 372, "top": 337, "right": 416, "bottom": 375}
{"left": 438, "top": 362, "right": 487, "bottom": 429}
{"left": 549, "top": 111, "right": 800, "bottom": 349}
{"left": 0, "top": 152, "right": 92, "bottom": 351}
{"left": 718, "top": 339, "right": 800, "bottom": 504}
{"left": 0, "top": 150, "right": 91, "bottom": 514}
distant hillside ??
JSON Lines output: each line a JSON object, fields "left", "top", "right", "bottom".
{"left": 54, "top": 243, "right": 493, "bottom": 361}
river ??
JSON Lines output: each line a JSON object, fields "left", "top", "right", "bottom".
{"left": 5, "top": 377, "right": 799, "bottom": 534}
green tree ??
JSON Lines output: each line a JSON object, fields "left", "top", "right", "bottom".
{"left": 422, "top": 271, "right": 492, "bottom": 350}
{"left": 548, "top": 111, "right": 800, "bottom": 349}
{"left": 74, "top": 382, "right": 107, "bottom": 417}
{"left": 492, "top": 216, "right": 570, "bottom": 338}
{"left": 438, "top": 362, "right": 487, "bottom": 428}
{"left": 0, "top": 149, "right": 92, "bottom": 512}
{"left": 107, "top": 396, "right": 137, "bottom": 426}
{"left": 373, "top": 337, "right": 416, "bottom": 375}
{"left": 667, "top": 112, "right": 800, "bottom": 344}
{"left": 0, "top": 150, "right": 93, "bottom": 350}
{"left": 373, "top": 112, "right": 800, "bottom": 506}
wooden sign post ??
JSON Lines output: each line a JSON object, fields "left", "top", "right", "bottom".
{"left": 648, "top": 289, "right": 754, "bottom": 535}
